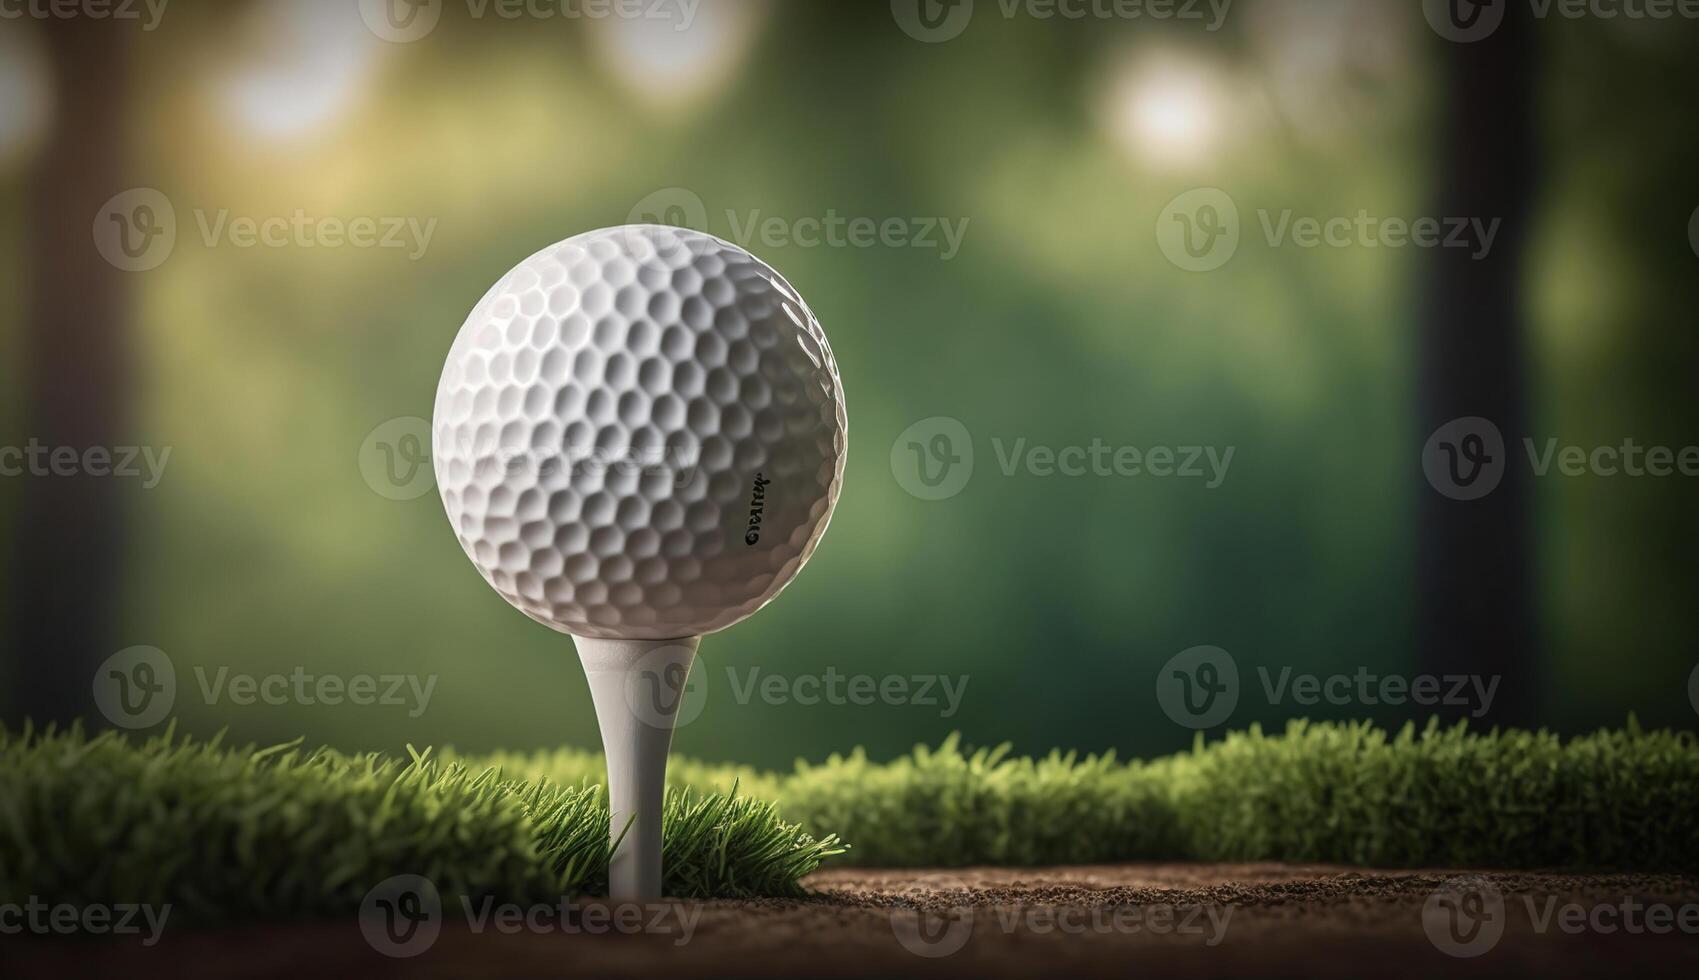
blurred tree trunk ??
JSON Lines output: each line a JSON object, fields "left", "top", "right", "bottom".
{"left": 1417, "top": 8, "right": 1538, "bottom": 727}
{"left": 6, "top": 21, "right": 132, "bottom": 726}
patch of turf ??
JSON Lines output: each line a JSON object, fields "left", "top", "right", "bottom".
{"left": 479, "top": 719, "right": 1699, "bottom": 871}
{"left": 0, "top": 724, "right": 840, "bottom": 923}
{"left": 4, "top": 718, "right": 1694, "bottom": 925}
{"left": 1161, "top": 718, "right": 1699, "bottom": 871}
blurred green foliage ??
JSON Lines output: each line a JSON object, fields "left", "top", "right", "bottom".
{"left": 0, "top": 2, "right": 1696, "bottom": 766}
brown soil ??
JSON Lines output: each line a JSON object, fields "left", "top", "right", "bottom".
{"left": 5, "top": 864, "right": 1697, "bottom": 978}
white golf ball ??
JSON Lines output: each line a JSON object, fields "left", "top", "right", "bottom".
{"left": 433, "top": 226, "right": 847, "bottom": 639}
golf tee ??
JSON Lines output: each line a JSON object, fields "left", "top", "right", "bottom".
{"left": 574, "top": 635, "right": 702, "bottom": 902}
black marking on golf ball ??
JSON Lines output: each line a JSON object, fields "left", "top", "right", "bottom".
{"left": 745, "top": 473, "right": 769, "bottom": 545}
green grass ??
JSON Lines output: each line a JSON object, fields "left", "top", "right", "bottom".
{"left": 0, "top": 724, "right": 839, "bottom": 923}
{"left": 477, "top": 719, "right": 1699, "bottom": 871}
{"left": 3, "top": 719, "right": 1695, "bottom": 926}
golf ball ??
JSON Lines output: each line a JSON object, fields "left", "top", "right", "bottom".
{"left": 433, "top": 226, "right": 847, "bottom": 639}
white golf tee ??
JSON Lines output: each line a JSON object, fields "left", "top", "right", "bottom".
{"left": 574, "top": 635, "right": 701, "bottom": 902}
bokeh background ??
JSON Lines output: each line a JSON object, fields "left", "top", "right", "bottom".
{"left": 2, "top": 0, "right": 1696, "bottom": 770}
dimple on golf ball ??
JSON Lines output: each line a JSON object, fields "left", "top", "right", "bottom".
{"left": 433, "top": 226, "right": 847, "bottom": 640}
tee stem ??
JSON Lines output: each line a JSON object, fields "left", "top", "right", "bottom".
{"left": 574, "top": 635, "right": 701, "bottom": 902}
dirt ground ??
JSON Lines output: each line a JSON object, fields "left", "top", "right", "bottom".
{"left": 5, "top": 864, "right": 1697, "bottom": 978}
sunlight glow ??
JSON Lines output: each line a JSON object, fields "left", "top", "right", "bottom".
{"left": 220, "top": 0, "right": 382, "bottom": 140}
{"left": 587, "top": 0, "right": 766, "bottom": 111}
{"left": 1103, "top": 53, "right": 1228, "bottom": 169}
